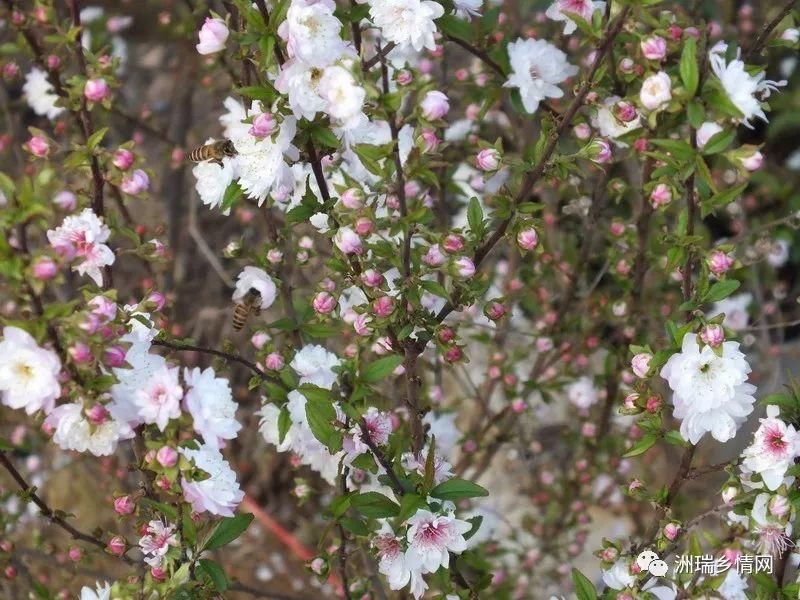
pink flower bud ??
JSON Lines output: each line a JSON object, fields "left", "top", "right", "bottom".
{"left": 700, "top": 324, "right": 724, "bottom": 347}
{"left": 32, "top": 257, "right": 58, "bottom": 280}
{"left": 769, "top": 495, "right": 790, "bottom": 518}
{"left": 112, "top": 149, "right": 134, "bottom": 170}
{"left": 46, "top": 54, "right": 61, "bottom": 70}
{"left": 708, "top": 250, "right": 734, "bottom": 276}
{"left": 475, "top": 148, "right": 501, "bottom": 171}
{"left": 265, "top": 352, "right": 284, "bottom": 370}
{"left": 90, "top": 295, "right": 117, "bottom": 320}
{"left": 146, "top": 291, "right": 166, "bottom": 312}
{"left": 340, "top": 188, "right": 363, "bottom": 209}
{"left": 313, "top": 291, "right": 337, "bottom": 314}
{"left": 84, "top": 78, "right": 110, "bottom": 102}
{"left": 668, "top": 24, "right": 683, "bottom": 41}
{"left": 650, "top": 183, "right": 672, "bottom": 208}
{"left": 26, "top": 136, "right": 49, "bottom": 157}
{"left": 53, "top": 190, "right": 77, "bottom": 211}
{"left": 156, "top": 446, "right": 178, "bottom": 468}
{"left": 418, "top": 129, "right": 439, "bottom": 153}
{"left": 581, "top": 422, "right": 596, "bottom": 437}
{"left": 113, "top": 496, "right": 135, "bottom": 515}
{"left": 454, "top": 257, "right": 475, "bottom": 278}
{"left": 3, "top": 62, "right": 19, "bottom": 79}
{"left": 334, "top": 227, "right": 362, "bottom": 255}
{"left": 741, "top": 151, "right": 763, "bottom": 171}
{"left": 266, "top": 249, "right": 283, "bottom": 263}
{"left": 641, "top": 36, "right": 667, "bottom": 60}
{"left": 249, "top": 112, "right": 277, "bottom": 138}
{"left": 438, "top": 328, "right": 455, "bottom": 343}
{"left": 422, "top": 244, "right": 446, "bottom": 267}
{"left": 631, "top": 353, "right": 652, "bottom": 378}
{"left": 107, "top": 536, "right": 125, "bottom": 556}
{"left": 421, "top": 90, "right": 449, "bottom": 120}
{"left": 588, "top": 139, "right": 612, "bottom": 164}
{"left": 310, "top": 557, "right": 326, "bottom": 575}
{"left": 150, "top": 566, "right": 167, "bottom": 581}
{"left": 353, "top": 313, "right": 372, "bottom": 336}
{"left": 104, "top": 345, "right": 126, "bottom": 367}
{"left": 600, "top": 547, "right": 618, "bottom": 562}
{"left": 721, "top": 486, "right": 738, "bottom": 504}
{"left": 3, "top": 565, "right": 16, "bottom": 580}
{"left": 86, "top": 404, "right": 109, "bottom": 425}
{"left": 196, "top": 17, "right": 229, "bottom": 55}
{"left": 396, "top": 70, "right": 413, "bottom": 85}
{"left": 517, "top": 228, "right": 539, "bottom": 251}
{"left": 615, "top": 101, "right": 638, "bottom": 123}
{"left": 354, "top": 217, "right": 373, "bottom": 236}
{"left": 633, "top": 138, "right": 649, "bottom": 152}
{"left": 69, "top": 342, "right": 92, "bottom": 364}
{"left": 645, "top": 395, "right": 662, "bottom": 413}
{"left": 573, "top": 123, "right": 592, "bottom": 140}
{"left": 485, "top": 302, "right": 506, "bottom": 320}
{"left": 444, "top": 346, "right": 463, "bottom": 363}
{"left": 663, "top": 522, "right": 680, "bottom": 540}
{"left": 68, "top": 547, "right": 83, "bottom": 562}
{"left": 373, "top": 296, "right": 394, "bottom": 318}
{"left": 443, "top": 234, "right": 464, "bottom": 253}
{"left": 251, "top": 332, "right": 269, "bottom": 349}
{"left": 360, "top": 269, "right": 384, "bottom": 287}
{"left": 121, "top": 169, "right": 149, "bottom": 195}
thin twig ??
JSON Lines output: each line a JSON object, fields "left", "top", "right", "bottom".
{"left": 745, "top": 0, "right": 798, "bottom": 60}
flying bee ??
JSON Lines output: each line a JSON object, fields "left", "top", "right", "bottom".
{"left": 232, "top": 287, "right": 262, "bottom": 331}
{"left": 188, "top": 139, "right": 237, "bottom": 166}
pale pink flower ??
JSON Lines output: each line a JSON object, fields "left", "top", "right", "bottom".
{"left": 120, "top": 169, "right": 149, "bottom": 195}
{"left": 475, "top": 148, "right": 501, "bottom": 171}
{"left": 405, "top": 509, "right": 471, "bottom": 574}
{"left": 84, "top": 78, "right": 110, "bottom": 102}
{"left": 631, "top": 353, "right": 652, "bottom": 378}
{"left": 133, "top": 363, "right": 182, "bottom": 431}
{"left": 138, "top": 520, "right": 179, "bottom": 567}
{"left": 742, "top": 405, "right": 800, "bottom": 490}
{"left": 196, "top": 17, "right": 229, "bottom": 55}
{"left": 421, "top": 91, "right": 449, "bottom": 120}
{"left": 641, "top": 36, "right": 667, "bottom": 60}
{"left": 334, "top": 227, "right": 363, "bottom": 255}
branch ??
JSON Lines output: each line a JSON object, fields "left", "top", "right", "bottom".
{"left": 745, "top": 0, "right": 798, "bottom": 60}
{"left": 432, "top": 5, "right": 633, "bottom": 325}
{"left": 362, "top": 42, "right": 397, "bottom": 71}
{"left": 0, "top": 452, "right": 137, "bottom": 565}
{"left": 359, "top": 420, "right": 405, "bottom": 495}
{"left": 152, "top": 338, "right": 283, "bottom": 385}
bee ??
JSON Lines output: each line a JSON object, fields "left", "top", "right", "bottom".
{"left": 188, "top": 139, "right": 237, "bottom": 166}
{"left": 232, "top": 287, "right": 262, "bottom": 331}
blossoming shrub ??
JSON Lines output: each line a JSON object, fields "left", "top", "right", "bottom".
{"left": 0, "top": 0, "right": 799, "bottom": 598}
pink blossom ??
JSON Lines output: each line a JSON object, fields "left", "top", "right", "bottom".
{"left": 114, "top": 495, "right": 135, "bottom": 515}
{"left": 573, "top": 123, "right": 592, "bottom": 140}
{"left": 53, "top": 190, "right": 77, "bottom": 211}
{"left": 631, "top": 353, "right": 652, "bottom": 378}
{"left": 708, "top": 250, "right": 734, "bottom": 276}
{"left": 156, "top": 446, "right": 178, "bottom": 468}
{"left": 641, "top": 36, "right": 667, "bottom": 60}
{"left": 421, "top": 90, "right": 449, "bottom": 120}
{"left": 418, "top": 129, "right": 439, "bottom": 153}
{"left": 476, "top": 148, "right": 501, "bottom": 171}
{"left": 590, "top": 139, "right": 612, "bottom": 164}
{"left": 120, "top": 169, "right": 149, "bottom": 195}
{"left": 107, "top": 537, "right": 125, "bottom": 556}
{"left": 700, "top": 324, "right": 725, "bottom": 347}
{"left": 650, "top": 183, "right": 672, "bottom": 208}
{"left": 85, "top": 404, "right": 109, "bottom": 425}
{"left": 26, "top": 136, "right": 49, "bottom": 157}
{"left": 373, "top": 296, "right": 394, "bottom": 318}
{"left": 741, "top": 151, "right": 763, "bottom": 171}
{"left": 104, "top": 345, "right": 126, "bottom": 367}
{"left": 112, "top": 149, "right": 134, "bottom": 170}
{"left": 32, "top": 257, "right": 58, "bottom": 280}
{"left": 353, "top": 313, "right": 372, "bottom": 336}
{"left": 354, "top": 217, "right": 373, "bottom": 236}
{"left": 615, "top": 101, "right": 638, "bottom": 122}
{"left": 423, "top": 244, "right": 446, "bottom": 267}
{"left": 334, "top": 227, "right": 362, "bottom": 255}
{"left": 196, "top": 17, "right": 229, "bottom": 55}
{"left": 442, "top": 234, "right": 464, "bottom": 253}
{"left": 406, "top": 509, "right": 471, "bottom": 573}
{"left": 251, "top": 332, "right": 269, "bottom": 349}
{"left": 249, "top": 112, "right": 277, "bottom": 138}
{"left": 84, "top": 78, "right": 110, "bottom": 102}
{"left": 454, "top": 257, "right": 475, "bottom": 278}
{"left": 340, "top": 188, "right": 364, "bottom": 209}
{"left": 265, "top": 352, "right": 284, "bottom": 370}
{"left": 313, "top": 291, "right": 337, "bottom": 314}
{"left": 663, "top": 523, "right": 680, "bottom": 540}
{"left": 517, "top": 228, "right": 539, "bottom": 251}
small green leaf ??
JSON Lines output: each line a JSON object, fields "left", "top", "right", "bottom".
{"left": 204, "top": 513, "right": 255, "bottom": 550}
{"left": 362, "top": 355, "right": 403, "bottom": 383}
{"left": 305, "top": 396, "right": 343, "bottom": 453}
{"left": 679, "top": 37, "right": 699, "bottom": 96}
{"left": 220, "top": 180, "right": 243, "bottom": 213}
{"left": 622, "top": 433, "right": 658, "bottom": 458}
{"left": 429, "top": 478, "right": 489, "bottom": 501}
{"left": 463, "top": 515, "right": 484, "bottom": 541}
{"left": 703, "top": 280, "right": 740, "bottom": 303}
{"left": 572, "top": 568, "right": 598, "bottom": 600}
{"left": 351, "top": 492, "right": 400, "bottom": 518}
{"left": 87, "top": 127, "right": 108, "bottom": 150}
{"left": 701, "top": 130, "right": 735, "bottom": 155}
{"left": 467, "top": 197, "right": 484, "bottom": 236}
{"left": 278, "top": 406, "right": 291, "bottom": 444}
{"left": 198, "top": 559, "right": 228, "bottom": 591}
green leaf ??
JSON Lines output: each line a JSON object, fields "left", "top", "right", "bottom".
{"left": 139, "top": 497, "right": 178, "bottom": 520}
{"left": 438, "top": 14, "right": 474, "bottom": 42}
{"left": 701, "top": 130, "right": 735, "bottom": 155}
{"left": 463, "top": 515, "right": 484, "bottom": 541}
{"left": 572, "top": 568, "right": 598, "bottom": 600}
{"left": 236, "top": 84, "right": 278, "bottom": 104}
{"left": 467, "top": 197, "right": 484, "bottom": 236}
{"left": 649, "top": 139, "right": 695, "bottom": 161}
{"left": 305, "top": 396, "right": 343, "bottom": 453}
{"left": 198, "top": 559, "right": 228, "bottom": 591}
{"left": 351, "top": 492, "right": 400, "bottom": 518}
{"left": 340, "top": 517, "right": 370, "bottom": 536}
{"left": 679, "top": 37, "right": 698, "bottom": 96}
{"left": 622, "top": 433, "right": 658, "bottom": 458}
{"left": 278, "top": 406, "right": 291, "bottom": 444}
{"left": 87, "top": 127, "right": 108, "bottom": 150}
{"left": 703, "top": 280, "right": 740, "bottom": 303}
{"left": 429, "top": 478, "right": 489, "bottom": 501}
{"left": 204, "top": 513, "right": 255, "bottom": 550}
{"left": 397, "top": 494, "right": 427, "bottom": 522}
{"left": 310, "top": 125, "right": 340, "bottom": 150}
{"left": 362, "top": 355, "right": 403, "bottom": 383}
{"left": 220, "top": 180, "right": 243, "bottom": 214}
{"left": 701, "top": 183, "right": 747, "bottom": 217}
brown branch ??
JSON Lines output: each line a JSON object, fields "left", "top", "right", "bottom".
{"left": 362, "top": 42, "right": 397, "bottom": 71}
{"left": 745, "top": 0, "right": 798, "bottom": 60}
{"left": 0, "top": 452, "right": 137, "bottom": 565}
{"left": 433, "top": 5, "right": 632, "bottom": 325}
{"left": 359, "top": 420, "right": 405, "bottom": 495}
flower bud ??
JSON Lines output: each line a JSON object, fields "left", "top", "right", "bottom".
{"left": 573, "top": 123, "right": 592, "bottom": 140}
{"left": 417, "top": 129, "right": 439, "bottom": 153}
{"left": 113, "top": 496, "right": 135, "bottom": 515}
{"left": 107, "top": 536, "right": 125, "bottom": 556}
{"left": 454, "top": 257, "right": 475, "bottom": 278}
{"left": 421, "top": 90, "right": 449, "bottom": 120}
{"left": 650, "top": 183, "right": 672, "bottom": 208}
{"left": 112, "top": 149, "right": 134, "bottom": 170}
{"left": 249, "top": 112, "right": 276, "bottom": 138}
{"left": 700, "top": 324, "right": 724, "bottom": 347}
{"left": 422, "top": 244, "right": 446, "bottom": 267}
{"left": 442, "top": 234, "right": 464, "bottom": 253}
{"left": 26, "top": 136, "right": 49, "bottom": 157}
{"left": 68, "top": 547, "right": 83, "bottom": 562}
{"left": 339, "top": 188, "right": 364, "bottom": 210}
{"left": 721, "top": 486, "right": 738, "bottom": 504}
{"left": 86, "top": 404, "right": 109, "bottom": 425}
{"left": 313, "top": 291, "right": 337, "bottom": 315}
{"left": 586, "top": 138, "right": 612, "bottom": 164}
{"left": 104, "top": 345, "right": 127, "bottom": 367}
{"left": 641, "top": 36, "right": 667, "bottom": 60}
{"left": 769, "top": 495, "right": 791, "bottom": 518}
{"left": 121, "top": 169, "right": 149, "bottom": 195}
{"left": 373, "top": 296, "right": 394, "bottom": 318}
{"left": 265, "top": 352, "right": 284, "bottom": 370}
{"left": 84, "top": 78, "right": 110, "bottom": 102}
{"left": 196, "top": 17, "right": 229, "bottom": 55}
{"left": 32, "top": 257, "right": 58, "bottom": 280}
{"left": 663, "top": 522, "right": 680, "bottom": 540}
{"left": 69, "top": 342, "right": 92, "bottom": 364}
{"left": 156, "top": 446, "right": 178, "bottom": 468}
{"left": 708, "top": 250, "right": 734, "bottom": 276}
{"left": 150, "top": 566, "right": 167, "bottom": 581}
{"left": 741, "top": 151, "right": 763, "bottom": 171}
{"left": 251, "top": 332, "right": 269, "bottom": 349}
{"left": 631, "top": 353, "right": 652, "bottom": 378}
{"left": 475, "top": 148, "right": 501, "bottom": 171}
{"left": 334, "top": 227, "right": 362, "bottom": 255}
{"left": 517, "top": 228, "right": 539, "bottom": 251}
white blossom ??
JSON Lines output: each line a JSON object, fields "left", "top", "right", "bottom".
{"left": 44, "top": 402, "right": 133, "bottom": 456}
{"left": 278, "top": 0, "right": 352, "bottom": 67}
{"left": 602, "top": 559, "right": 635, "bottom": 590}
{"left": 661, "top": 335, "right": 756, "bottom": 444}
{"left": 405, "top": 509, "right": 471, "bottom": 574}
{"left": 566, "top": 376, "right": 599, "bottom": 409}
{"left": 23, "top": 68, "right": 64, "bottom": 119}
{"left": 184, "top": 367, "right": 241, "bottom": 449}
{"left": 234, "top": 118, "right": 298, "bottom": 204}
{"left": 192, "top": 140, "right": 239, "bottom": 212}
{"left": 79, "top": 582, "right": 112, "bottom": 600}
{"left": 233, "top": 266, "right": 277, "bottom": 310}
{"left": 180, "top": 443, "right": 245, "bottom": 517}
{"left": 132, "top": 362, "right": 183, "bottom": 431}
{"left": 504, "top": 39, "right": 577, "bottom": 114}
{"left": 47, "top": 208, "right": 115, "bottom": 286}
{"left": 741, "top": 405, "right": 800, "bottom": 490}
{"left": 290, "top": 344, "right": 340, "bottom": 389}
{"left": 138, "top": 520, "right": 179, "bottom": 568}
{"left": 368, "top": 0, "right": 444, "bottom": 52}
{"left": 710, "top": 51, "right": 785, "bottom": 128}
{"left": 0, "top": 326, "right": 61, "bottom": 415}
{"left": 640, "top": 71, "right": 672, "bottom": 111}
